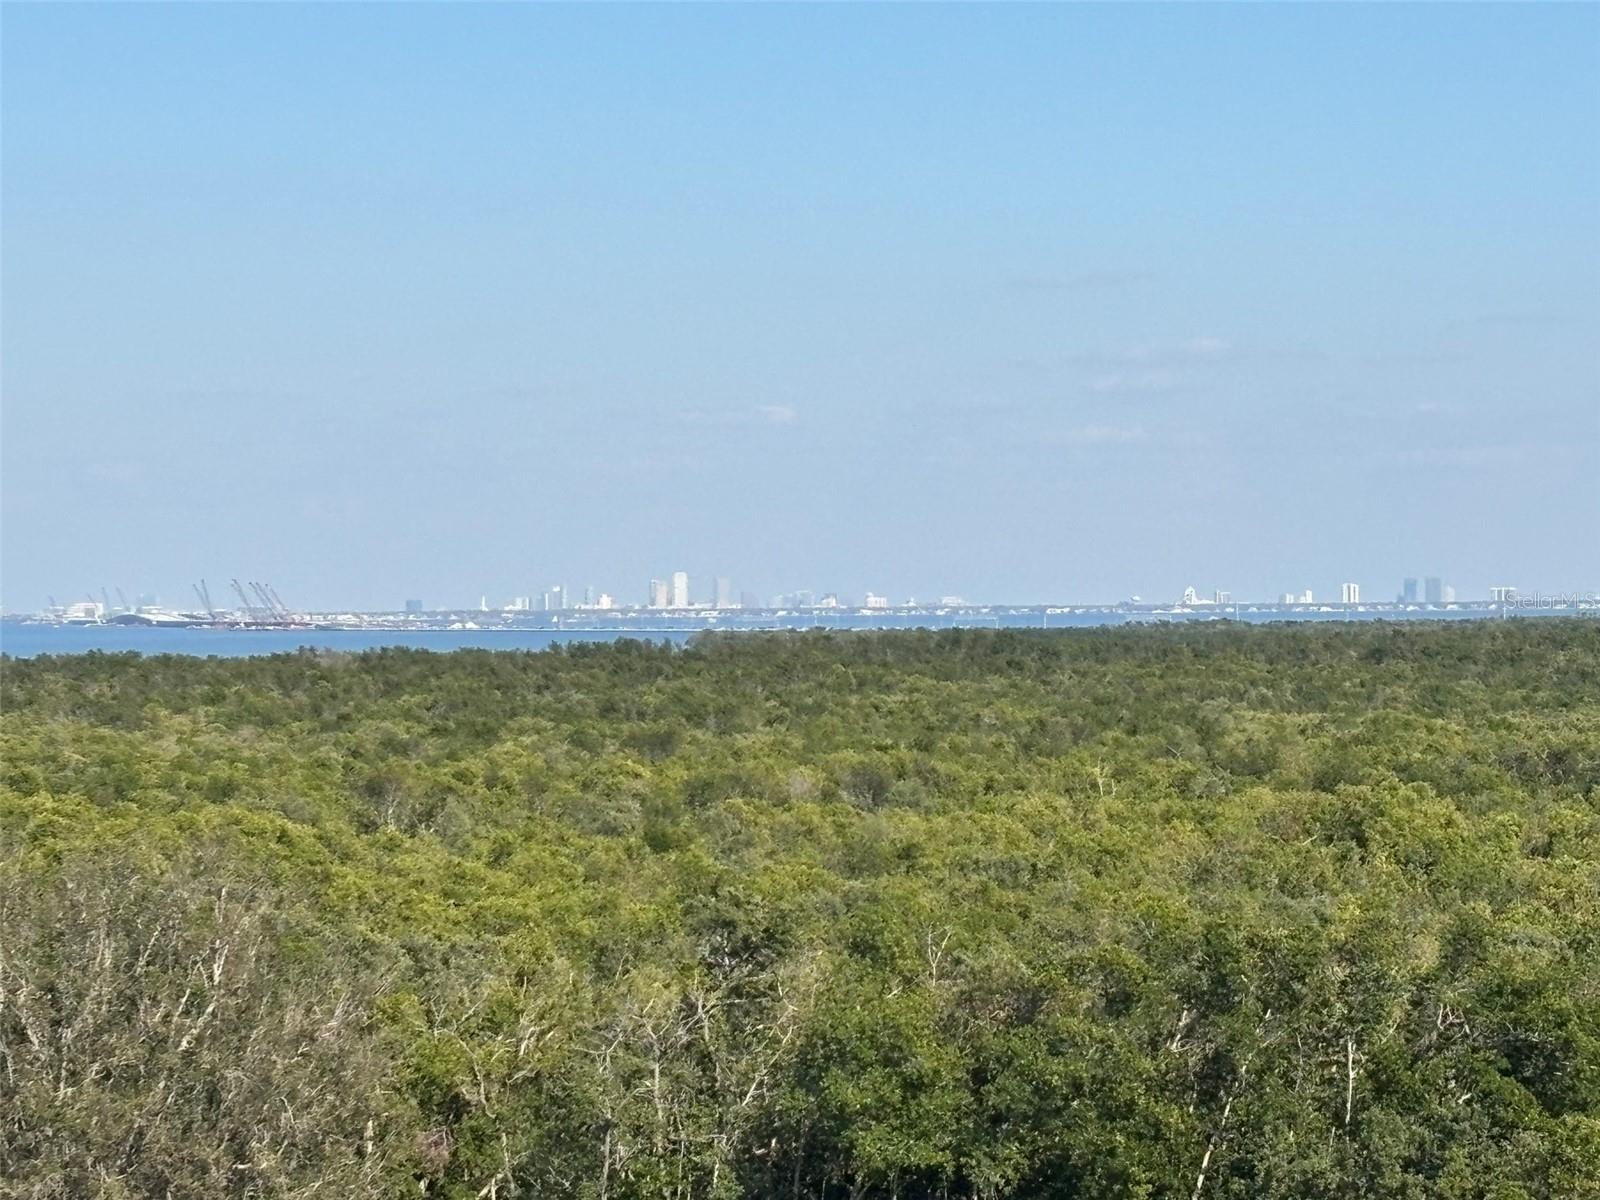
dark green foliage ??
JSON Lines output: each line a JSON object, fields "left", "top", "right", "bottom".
{"left": 2, "top": 621, "right": 1597, "bottom": 1198}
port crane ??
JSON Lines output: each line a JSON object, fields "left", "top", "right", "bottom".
{"left": 249, "top": 581, "right": 275, "bottom": 618}
{"left": 250, "top": 581, "right": 295, "bottom": 623}
{"left": 230, "top": 579, "right": 261, "bottom": 622}
{"left": 266, "top": 583, "right": 294, "bottom": 620}
{"left": 192, "top": 580, "right": 217, "bottom": 619}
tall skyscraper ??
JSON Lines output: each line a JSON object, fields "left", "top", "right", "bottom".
{"left": 1341, "top": 582, "right": 1360, "bottom": 604}
{"left": 1402, "top": 577, "right": 1419, "bottom": 603}
{"left": 648, "top": 579, "right": 669, "bottom": 608}
{"left": 1424, "top": 577, "right": 1443, "bottom": 604}
{"left": 671, "top": 571, "right": 689, "bottom": 608}
{"left": 713, "top": 576, "right": 734, "bottom": 608}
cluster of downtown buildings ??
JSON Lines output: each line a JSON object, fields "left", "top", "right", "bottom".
{"left": 429, "top": 574, "right": 1484, "bottom": 619}
{"left": 441, "top": 571, "right": 908, "bottom": 617}
{"left": 1119, "top": 576, "right": 1462, "bottom": 611}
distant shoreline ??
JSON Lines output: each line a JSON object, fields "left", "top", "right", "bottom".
{"left": 3, "top": 604, "right": 1594, "bottom": 660}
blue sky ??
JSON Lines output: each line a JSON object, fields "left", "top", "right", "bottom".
{"left": 3, "top": 3, "right": 1596, "bottom": 610}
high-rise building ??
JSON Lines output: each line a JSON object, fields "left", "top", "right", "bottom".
{"left": 713, "top": 576, "right": 734, "bottom": 608}
{"left": 1402, "top": 577, "right": 1419, "bottom": 603}
{"left": 1280, "top": 592, "right": 1297, "bottom": 605}
{"left": 671, "top": 571, "right": 689, "bottom": 608}
{"left": 583, "top": 585, "right": 595, "bottom": 607}
{"left": 1299, "top": 589, "right": 1314, "bottom": 604}
{"left": 1442, "top": 584, "right": 1456, "bottom": 603}
{"left": 648, "top": 579, "right": 669, "bottom": 608}
{"left": 1341, "top": 582, "right": 1360, "bottom": 604}
{"left": 1424, "top": 577, "right": 1443, "bottom": 604}
{"left": 1213, "top": 590, "right": 1232, "bottom": 606}
{"left": 404, "top": 599, "right": 423, "bottom": 614}
{"left": 864, "top": 593, "right": 889, "bottom": 609}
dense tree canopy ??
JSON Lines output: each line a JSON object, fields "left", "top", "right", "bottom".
{"left": 2, "top": 621, "right": 1598, "bottom": 1198}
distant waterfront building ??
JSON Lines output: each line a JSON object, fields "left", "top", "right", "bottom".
{"left": 864, "top": 593, "right": 889, "bottom": 609}
{"left": 939, "top": 595, "right": 965, "bottom": 607}
{"left": 583, "top": 585, "right": 596, "bottom": 607}
{"left": 818, "top": 593, "right": 840, "bottom": 608}
{"left": 1489, "top": 586, "right": 1518, "bottom": 603}
{"left": 740, "top": 590, "right": 762, "bottom": 610}
{"left": 1181, "top": 586, "right": 1201, "bottom": 605}
{"left": 1300, "top": 589, "right": 1314, "bottom": 604}
{"left": 713, "top": 576, "right": 734, "bottom": 608}
{"left": 404, "top": 599, "right": 423, "bottom": 614}
{"left": 1213, "top": 590, "right": 1231, "bottom": 606}
{"left": 671, "top": 571, "right": 689, "bottom": 608}
{"left": 648, "top": 579, "right": 669, "bottom": 608}
{"left": 1424, "top": 577, "right": 1443, "bottom": 604}
{"left": 596, "top": 593, "right": 615, "bottom": 610}
{"left": 1280, "top": 592, "right": 1296, "bottom": 604}
{"left": 1443, "top": 584, "right": 1456, "bottom": 603}
{"left": 1341, "top": 582, "right": 1360, "bottom": 604}
{"left": 1402, "top": 577, "right": 1419, "bottom": 603}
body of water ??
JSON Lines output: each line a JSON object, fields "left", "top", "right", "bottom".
{"left": 2, "top": 604, "right": 1581, "bottom": 658}
{"left": 0, "top": 624, "right": 699, "bottom": 659}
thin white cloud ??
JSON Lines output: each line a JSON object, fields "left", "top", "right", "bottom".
{"left": 1087, "top": 369, "right": 1181, "bottom": 396}
{"left": 1066, "top": 336, "right": 1235, "bottom": 369}
{"left": 1181, "top": 336, "right": 1231, "bottom": 359}
{"left": 1045, "top": 424, "right": 1149, "bottom": 447}
{"left": 672, "top": 404, "right": 799, "bottom": 428}
{"left": 1006, "top": 270, "right": 1153, "bottom": 293}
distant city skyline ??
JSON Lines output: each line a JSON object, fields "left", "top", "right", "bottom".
{"left": 10, "top": 567, "right": 1568, "bottom": 619}
{"left": 3, "top": 5, "right": 1596, "bottom": 611}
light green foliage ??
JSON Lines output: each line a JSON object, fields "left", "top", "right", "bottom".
{"left": 1, "top": 622, "right": 1597, "bottom": 1197}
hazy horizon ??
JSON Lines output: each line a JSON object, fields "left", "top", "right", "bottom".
{"left": 3, "top": 4, "right": 1597, "bottom": 613}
